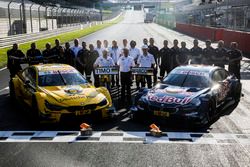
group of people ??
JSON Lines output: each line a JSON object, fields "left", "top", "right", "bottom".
{"left": 7, "top": 37, "right": 243, "bottom": 103}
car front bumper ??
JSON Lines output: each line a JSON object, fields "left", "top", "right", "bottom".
{"left": 39, "top": 105, "right": 117, "bottom": 123}
{"left": 130, "top": 105, "right": 207, "bottom": 126}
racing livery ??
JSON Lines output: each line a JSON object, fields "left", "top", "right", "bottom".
{"left": 9, "top": 64, "right": 115, "bottom": 123}
{"left": 131, "top": 65, "right": 242, "bottom": 126}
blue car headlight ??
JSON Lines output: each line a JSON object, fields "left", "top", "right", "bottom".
{"left": 136, "top": 100, "right": 147, "bottom": 111}
{"left": 184, "top": 112, "right": 199, "bottom": 117}
{"left": 191, "top": 98, "right": 201, "bottom": 106}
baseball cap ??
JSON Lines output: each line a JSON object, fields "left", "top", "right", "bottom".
{"left": 141, "top": 45, "right": 148, "bottom": 49}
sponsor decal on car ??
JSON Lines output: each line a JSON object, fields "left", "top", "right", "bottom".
{"left": 64, "top": 87, "right": 83, "bottom": 95}
{"left": 39, "top": 69, "right": 78, "bottom": 76}
{"left": 173, "top": 70, "right": 209, "bottom": 77}
{"left": 147, "top": 95, "right": 192, "bottom": 105}
{"left": 164, "top": 87, "right": 195, "bottom": 96}
{"left": 58, "top": 95, "right": 87, "bottom": 102}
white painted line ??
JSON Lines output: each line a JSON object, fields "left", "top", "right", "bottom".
{"left": 0, "top": 131, "right": 249, "bottom": 145}
{"left": 0, "top": 67, "right": 7, "bottom": 72}
{"left": 0, "top": 87, "right": 9, "bottom": 93}
{"left": 99, "top": 136, "right": 123, "bottom": 143}
{"left": 121, "top": 117, "right": 130, "bottom": 122}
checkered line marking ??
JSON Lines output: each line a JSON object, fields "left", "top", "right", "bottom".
{"left": 0, "top": 131, "right": 249, "bottom": 144}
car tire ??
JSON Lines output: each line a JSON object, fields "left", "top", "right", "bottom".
{"left": 203, "top": 99, "right": 215, "bottom": 126}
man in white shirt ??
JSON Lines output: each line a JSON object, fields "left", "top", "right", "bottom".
{"left": 110, "top": 40, "right": 122, "bottom": 65}
{"left": 94, "top": 50, "right": 114, "bottom": 90}
{"left": 103, "top": 40, "right": 111, "bottom": 52}
{"left": 95, "top": 40, "right": 104, "bottom": 57}
{"left": 70, "top": 39, "right": 82, "bottom": 68}
{"left": 122, "top": 39, "right": 128, "bottom": 49}
{"left": 143, "top": 38, "right": 148, "bottom": 46}
{"left": 129, "top": 40, "right": 140, "bottom": 64}
{"left": 118, "top": 48, "right": 135, "bottom": 103}
{"left": 94, "top": 50, "right": 114, "bottom": 67}
{"left": 110, "top": 40, "right": 122, "bottom": 87}
{"left": 137, "top": 45, "right": 155, "bottom": 88}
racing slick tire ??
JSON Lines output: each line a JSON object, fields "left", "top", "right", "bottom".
{"left": 197, "top": 99, "right": 216, "bottom": 128}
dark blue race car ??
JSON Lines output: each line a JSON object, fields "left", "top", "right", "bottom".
{"left": 130, "top": 65, "right": 242, "bottom": 126}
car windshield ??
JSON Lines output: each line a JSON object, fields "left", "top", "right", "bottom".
{"left": 38, "top": 72, "right": 87, "bottom": 86}
{"left": 163, "top": 70, "right": 210, "bottom": 88}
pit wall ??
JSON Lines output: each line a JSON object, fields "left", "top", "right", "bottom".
{"left": 175, "top": 23, "right": 250, "bottom": 54}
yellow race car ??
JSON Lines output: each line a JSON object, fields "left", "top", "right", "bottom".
{"left": 9, "top": 64, "right": 116, "bottom": 123}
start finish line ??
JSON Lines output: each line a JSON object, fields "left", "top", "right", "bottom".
{"left": 95, "top": 67, "right": 154, "bottom": 75}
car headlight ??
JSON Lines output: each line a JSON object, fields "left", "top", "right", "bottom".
{"left": 99, "top": 98, "right": 108, "bottom": 106}
{"left": 181, "top": 106, "right": 197, "bottom": 112}
{"left": 136, "top": 100, "right": 146, "bottom": 111}
{"left": 185, "top": 112, "right": 199, "bottom": 117}
{"left": 191, "top": 98, "right": 201, "bottom": 106}
{"left": 45, "top": 100, "right": 65, "bottom": 111}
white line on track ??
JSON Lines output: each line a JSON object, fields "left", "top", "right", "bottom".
{"left": 0, "top": 87, "right": 9, "bottom": 93}
{"left": 0, "top": 131, "right": 249, "bottom": 145}
{"left": 0, "top": 67, "right": 7, "bottom": 72}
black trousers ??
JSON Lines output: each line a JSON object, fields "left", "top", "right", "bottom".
{"left": 160, "top": 65, "right": 171, "bottom": 77}
{"left": 229, "top": 64, "right": 241, "bottom": 80}
{"left": 141, "top": 75, "right": 152, "bottom": 88}
{"left": 85, "top": 68, "right": 93, "bottom": 82}
{"left": 153, "top": 68, "right": 158, "bottom": 83}
{"left": 9, "top": 65, "right": 22, "bottom": 78}
{"left": 121, "top": 72, "right": 132, "bottom": 102}
{"left": 111, "top": 73, "right": 119, "bottom": 86}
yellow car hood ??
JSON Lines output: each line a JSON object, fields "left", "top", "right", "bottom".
{"left": 40, "top": 85, "right": 106, "bottom": 106}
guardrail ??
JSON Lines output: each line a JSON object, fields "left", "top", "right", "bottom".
{"left": 0, "top": 12, "right": 123, "bottom": 49}
{"left": 0, "top": 24, "right": 88, "bottom": 48}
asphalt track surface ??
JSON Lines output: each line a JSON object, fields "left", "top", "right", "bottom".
{"left": 0, "top": 11, "right": 250, "bottom": 166}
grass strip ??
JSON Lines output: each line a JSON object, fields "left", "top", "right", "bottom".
{"left": 0, "top": 16, "right": 123, "bottom": 68}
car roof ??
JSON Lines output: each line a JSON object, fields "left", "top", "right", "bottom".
{"left": 174, "top": 65, "right": 221, "bottom": 74}
{"left": 33, "top": 64, "right": 75, "bottom": 72}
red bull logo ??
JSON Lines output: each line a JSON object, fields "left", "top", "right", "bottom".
{"left": 148, "top": 95, "right": 192, "bottom": 105}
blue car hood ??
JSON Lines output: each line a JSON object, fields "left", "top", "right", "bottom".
{"left": 143, "top": 84, "right": 210, "bottom": 107}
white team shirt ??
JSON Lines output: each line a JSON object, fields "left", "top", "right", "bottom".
{"left": 137, "top": 53, "right": 155, "bottom": 67}
{"left": 129, "top": 47, "right": 141, "bottom": 61}
{"left": 117, "top": 56, "right": 135, "bottom": 72}
{"left": 94, "top": 56, "right": 115, "bottom": 67}
{"left": 95, "top": 47, "right": 105, "bottom": 57}
{"left": 71, "top": 46, "right": 82, "bottom": 58}
{"left": 104, "top": 47, "right": 111, "bottom": 52}
{"left": 109, "top": 47, "right": 122, "bottom": 64}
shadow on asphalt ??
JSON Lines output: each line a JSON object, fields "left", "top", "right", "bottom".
{"left": 0, "top": 86, "right": 240, "bottom": 133}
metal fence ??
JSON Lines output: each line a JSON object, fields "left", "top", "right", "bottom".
{"left": 0, "top": 0, "right": 102, "bottom": 37}
{"left": 175, "top": 0, "right": 250, "bottom": 31}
